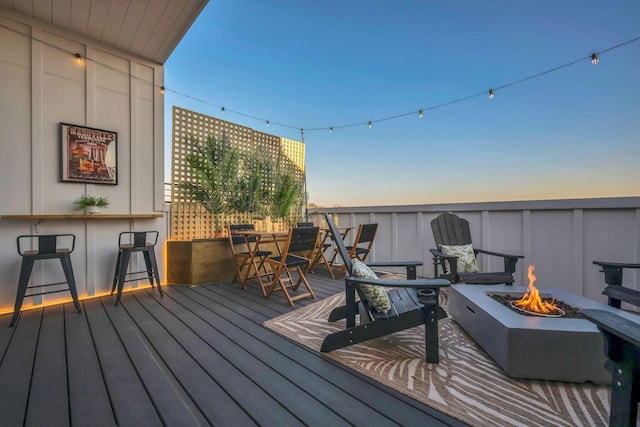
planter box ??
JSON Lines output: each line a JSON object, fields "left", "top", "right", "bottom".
{"left": 166, "top": 238, "right": 235, "bottom": 285}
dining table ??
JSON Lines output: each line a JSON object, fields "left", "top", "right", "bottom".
{"left": 231, "top": 229, "right": 289, "bottom": 287}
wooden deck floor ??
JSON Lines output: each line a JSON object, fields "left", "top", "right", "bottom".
{"left": 0, "top": 270, "right": 465, "bottom": 426}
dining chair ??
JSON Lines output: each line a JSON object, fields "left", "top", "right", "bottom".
{"left": 335, "top": 223, "right": 378, "bottom": 279}
{"left": 227, "top": 224, "right": 272, "bottom": 295}
{"left": 263, "top": 226, "right": 319, "bottom": 306}
{"left": 297, "top": 221, "right": 335, "bottom": 278}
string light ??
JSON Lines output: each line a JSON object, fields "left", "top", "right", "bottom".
{"left": 266, "top": 120, "right": 270, "bottom": 127}
{"left": 329, "top": 127, "right": 333, "bottom": 133}
{"left": 419, "top": 109, "right": 423, "bottom": 119}
{"left": 3, "top": 20, "right": 628, "bottom": 135}
{"left": 160, "top": 86, "right": 165, "bottom": 95}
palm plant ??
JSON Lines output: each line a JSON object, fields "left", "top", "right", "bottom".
{"left": 180, "top": 133, "right": 241, "bottom": 234}
{"left": 180, "top": 133, "right": 306, "bottom": 234}
{"left": 231, "top": 148, "right": 273, "bottom": 218}
{"left": 270, "top": 151, "right": 304, "bottom": 225}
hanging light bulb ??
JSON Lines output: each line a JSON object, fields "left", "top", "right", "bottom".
{"left": 329, "top": 127, "right": 333, "bottom": 133}
{"left": 221, "top": 106, "right": 225, "bottom": 114}
{"left": 368, "top": 121, "right": 372, "bottom": 128}
{"left": 75, "top": 53, "right": 82, "bottom": 64}
{"left": 489, "top": 89, "right": 495, "bottom": 99}
{"left": 419, "top": 109, "right": 423, "bottom": 119}
{"left": 591, "top": 53, "right": 599, "bottom": 65}
{"left": 160, "top": 86, "right": 165, "bottom": 95}
{"left": 266, "top": 120, "right": 270, "bottom": 127}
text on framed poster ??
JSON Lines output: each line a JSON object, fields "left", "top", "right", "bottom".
{"left": 60, "top": 123, "right": 118, "bottom": 185}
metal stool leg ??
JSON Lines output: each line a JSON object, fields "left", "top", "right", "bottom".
{"left": 60, "top": 254, "right": 82, "bottom": 313}
{"left": 10, "top": 257, "right": 35, "bottom": 327}
{"left": 115, "top": 250, "right": 131, "bottom": 306}
{"left": 142, "top": 250, "right": 155, "bottom": 287}
{"left": 143, "top": 248, "right": 163, "bottom": 297}
{"left": 111, "top": 250, "right": 122, "bottom": 295}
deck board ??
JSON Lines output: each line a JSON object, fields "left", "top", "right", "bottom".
{"left": 103, "top": 294, "right": 209, "bottom": 426}
{"left": 83, "top": 298, "right": 162, "bottom": 426}
{"left": 120, "top": 292, "right": 257, "bottom": 426}
{"left": 0, "top": 309, "right": 42, "bottom": 426}
{"left": 193, "top": 284, "right": 455, "bottom": 426}
{"left": 162, "top": 287, "right": 353, "bottom": 426}
{"left": 65, "top": 302, "right": 116, "bottom": 426}
{"left": 178, "top": 286, "right": 404, "bottom": 426}
{"left": 25, "top": 305, "right": 68, "bottom": 426}
{"left": 0, "top": 270, "right": 465, "bottom": 426}
{"left": 135, "top": 291, "right": 308, "bottom": 426}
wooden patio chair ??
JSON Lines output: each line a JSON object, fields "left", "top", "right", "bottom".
{"left": 297, "top": 221, "right": 335, "bottom": 278}
{"left": 430, "top": 212, "right": 523, "bottom": 285}
{"left": 334, "top": 223, "right": 378, "bottom": 279}
{"left": 321, "top": 213, "right": 450, "bottom": 363}
{"left": 263, "top": 226, "right": 319, "bottom": 306}
{"left": 227, "top": 224, "right": 272, "bottom": 295}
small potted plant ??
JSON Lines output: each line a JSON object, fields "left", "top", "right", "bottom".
{"left": 73, "top": 194, "right": 110, "bottom": 214}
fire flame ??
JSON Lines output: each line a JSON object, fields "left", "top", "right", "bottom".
{"left": 514, "top": 265, "right": 560, "bottom": 314}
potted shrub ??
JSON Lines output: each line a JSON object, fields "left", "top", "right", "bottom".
{"left": 73, "top": 194, "right": 109, "bottom": 214}
{"left": 169, "top": 133, "right": 305, "bottom": 285}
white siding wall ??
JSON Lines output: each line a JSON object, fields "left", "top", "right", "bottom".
{"left": 311, "top": 198, "right": 640, "bottom": 311}
{"left": 0, "top": 11, "right": 167, "bottom": 313}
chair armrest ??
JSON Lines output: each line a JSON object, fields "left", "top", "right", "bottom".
{"left": 593, "top": 261, "right": 640, "bottom": 269}
{"left": 367, "top": 261, "right": 423, "bottom": 268}
{"left": 474, "top": 248, "right": 523, "bottom": 260}
{"left": 593, "top": 260, "right": 640, "bottom": 287}
{"left": 429, "top": 248, "right": 459, "bottom": 277}
{"left": 367, "top": 260, "right": 423, "bottom": 280}
{"left": 475, "top": 248, "right": 523, "bottom": 273}
{"left": 581, "top": 309, "right": 640, "bottom": 353}
{"left": 346, "top": 276, "right": 450, "bottom": 289}
{"left": 429, "top": 248, "right": 457, "bottom": 261}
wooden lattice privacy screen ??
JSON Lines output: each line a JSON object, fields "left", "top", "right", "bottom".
{"left": 170, "top": 107, "right": 305, "bottom": 240}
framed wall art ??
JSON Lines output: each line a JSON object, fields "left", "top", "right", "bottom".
{"left": 60, "top": 123, "right": 118, "bottom": 185}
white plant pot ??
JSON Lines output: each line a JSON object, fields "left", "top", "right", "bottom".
{"left": 86, "top": 206, "right": 101, "bottom": 215}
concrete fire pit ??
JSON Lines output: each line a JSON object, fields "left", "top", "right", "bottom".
{"left": 448, "top": 284, "right": 639, "bottom": 385}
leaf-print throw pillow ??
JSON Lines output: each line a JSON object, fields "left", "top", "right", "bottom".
{"left": 439, "top": 244, "right": 480, "bottom": 273}
{"left": 351, "top": 259, "right": 391, "bottom": 314}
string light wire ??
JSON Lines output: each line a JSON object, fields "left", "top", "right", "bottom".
{"left": 1, "top": 19, "right": 637, "bottom": 137}
{"left": 304, "top": 36, "right": 640, "bottom": 132}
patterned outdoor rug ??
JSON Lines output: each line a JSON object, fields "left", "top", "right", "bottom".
{"left": 264, "top": 290, "right": 617, "bottom": 427}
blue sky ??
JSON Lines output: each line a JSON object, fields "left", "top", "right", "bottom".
{"left": 164, "top": 0, "right": 640, "bottom": 207}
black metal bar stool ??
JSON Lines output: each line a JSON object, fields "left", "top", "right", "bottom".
{"left": 111, "top": 231, "right": 163, "bottom": 306}
{"left": 11, "top": 234, "right": 82, "bottom": 327}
